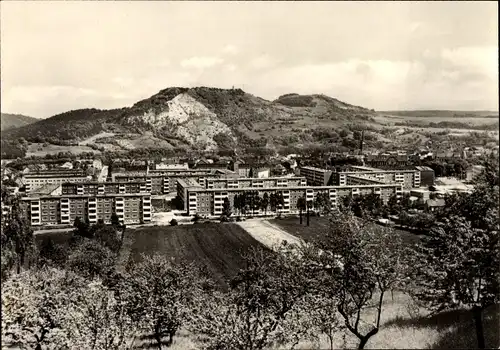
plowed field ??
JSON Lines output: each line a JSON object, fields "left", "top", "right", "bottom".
{"left": 123, "top": 223, "right": 269, "bottom": 288}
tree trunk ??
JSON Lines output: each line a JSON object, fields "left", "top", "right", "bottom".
{"left": 155, "top": 332, "right": 162, "bottom": 350}
{"left": 328, "top": 331, "right": 334, "bottom": 350}
{"left": 306, "top": 208, "right": 310, "bottom": 226}
{"left": 358, "top": 330, "right": 377, "bottom": 350}
{"left": 473, "top": 306, "right": 486, "bottom": 349}
{"left": 299, "top": 210, "right": 302, "bottom": 224}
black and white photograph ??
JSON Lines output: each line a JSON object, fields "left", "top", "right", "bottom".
{"left": 1, "top": 1, "right": 499, "bottom": 349}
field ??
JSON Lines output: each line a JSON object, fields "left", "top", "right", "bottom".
{"left": 26, "top": 143, "right": 99, "bottom": 157}
{"left": 121, "top": 223, "right": 269, "bottom": 288}
{"left": 374, "top": 111, "right": 499, "bottom": 133}
{"left": 270, "top": 215, "right": 422, "bottom": 246}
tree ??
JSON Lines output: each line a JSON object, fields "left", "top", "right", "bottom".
{"left": 233, "top": 194, "right": 241, "bottom": 216}
{"left": 192, "top": 245, "right": 313, "bottom": 350}
{"left": 222, "top": 197, "right": 232, "bottom": 218}
{"left": 67, "top": 238, "right": 117, "bottom": 280}
{"left": 1, "top": 267, "right": 87, "bottom": 349}
{"left": 306, "top": 200, "right": 311, "bottom": 226}
{"left": 304, "top": 213, "right": 407, "bottom": 349}
{"left": 409, "top": 216, "right": 499, "bottom": 349}
{"left": 297, "top": 197, "right": 306, "bottom": 225}
{"left": 261, "top": 192, "right": 270, "bottom": 216}
{"left": 314, "top": 192, "right": 331, "bottom": 215}
{"left": 275, "top": 192, "right": 285, "bottom": 215}
{"left": 110, "top": 212, "right": 121, "bottom": 227}
{"left": 2, "top": 198, "right": 35, "bottom": 274}
{"left": 37, "top": 236, "right": 68, "bottom": 268}
{"left": 92, "top": 223, "right": 122, "bottom": 253}
{"left": 70, "top": 280, "right": 137, "bottom": 350}
{"left": 307, "top": 295, "right": 344, "bottom": 350}
{"left": 73, "top": 216, "right": 92, "bottom": 239}
{"left": 269, "top": 193, "right": 278, "bottom": 213}
{"left": 121, "top": 255, "right": 202, "bottom": 349}
{"left": 407, "top": 161, "right": 499, "bottom": 349}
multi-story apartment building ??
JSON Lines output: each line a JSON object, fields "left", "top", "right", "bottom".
{"left": 229, "top": 162, "right": 271, "bottom": 178}
{"left": 112, "top": 169, "right": 235, "bottom": 195}
{"left": 61, "top": 181, "right": 149, "bottom": 195}
{"left": 177, "top": 179, "right": 403, "bottom": 217}
{"left": 332, "top": 165, "right": 421, "bottom": 190}
{"left": 206, "top": 177, "right": 307, "bottom": 189}
{"left": 23, "top": 172, "right": 90, "bottom": 192}
{"left": 415, "top": 166, "right": 435, "bottom": 187}
{"left": 23, "top": 193, "right": 151, "bottom": 226}
{"left": 298, "top": 166, "right": 334, "bottom": 186}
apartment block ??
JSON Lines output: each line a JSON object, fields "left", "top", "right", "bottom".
{"left": 61, "top": 181, "right": 149, "bottom": 195}
{"left": 332, "top": 165, "right": 421, "bottom": 190}
{"left": 23, "top": 173, "right": 90, "bottom": 192}
{"left": 415, "top": 166, "right": 435, "bottom": 187}
{"left": 112, "top": 170, "right": 229, "bottom": 194}
{"left": 23, "top": 193, "right": 152, "bottom": 226}
{"left": 298, "top": 166, "right": 334, "bottom": 186}
{"left": 206, "top": 177, "right": 307, "bottom": 190}
{"left": 177, "top": 179, "right": 402, "bottom": 217}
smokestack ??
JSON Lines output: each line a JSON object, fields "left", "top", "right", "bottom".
{"left": 359, "top": 130, "right": 364, "bottom": 154}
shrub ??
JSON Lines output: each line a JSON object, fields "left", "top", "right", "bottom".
{"left": 169, "top": 219, "right": 178, "bottom": 226}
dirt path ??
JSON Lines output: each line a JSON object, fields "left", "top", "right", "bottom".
{"left": 236, "top": 219, "right": 303, "bottom": 250}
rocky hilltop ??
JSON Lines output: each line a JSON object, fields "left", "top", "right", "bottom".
{"left": 1, "top": 87, "right": 377, "bottom": 151}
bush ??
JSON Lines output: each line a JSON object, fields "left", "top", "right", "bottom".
{"left": 169, "top": 219, "right": 178, "bottom": 226}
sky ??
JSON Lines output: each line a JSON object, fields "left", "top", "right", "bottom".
{"left": 1, "top": 1, "right": 498, "bottom": 119}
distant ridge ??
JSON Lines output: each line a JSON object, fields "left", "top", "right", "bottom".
{"left": 1, "top": 113, "right": 39, "bottom": 131}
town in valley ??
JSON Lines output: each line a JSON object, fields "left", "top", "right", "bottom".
{"left": 1, "top": 1, "right": 498, "bottom": 349}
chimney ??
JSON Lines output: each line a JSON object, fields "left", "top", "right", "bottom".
{"left": 359, "top": 130, "right": 364, "bottom": 154}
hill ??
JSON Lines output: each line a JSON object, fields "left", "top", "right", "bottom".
{"left": 1, "top": 87, "right": 377, "bottom": 153}
{"left": 1, "top": 113, "right": 39, "bottom": 131}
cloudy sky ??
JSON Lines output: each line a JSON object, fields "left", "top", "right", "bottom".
{"left": 1, "top": 1, "right": 498, "bottom": 118}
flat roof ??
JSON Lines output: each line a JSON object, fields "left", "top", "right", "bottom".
{"left": 346, "top": 174, "right": 388, "bottom": 183}
{"left": 339, "top": 169, "right": 417, "bottom": 174}
{"left": 61, "top": 181, "right": 147, "bottom": 186}
{"left": 24, "top": 173, "right": 89, "bottom": 178}
{"left": 348, "top": 165, "right": 383, "bottom": 172}
{"left": 209, "top": 176, "right": 306, "bottom": 182}
{"left": 177, "top": 178, "right": 203, "bottom": 188}
{"left": 300, "top": 166, "right": 332, "bottom": 173}
{"left": 114, "top": 170, "right": 218, "bottom": 178}
{"left": 22, "top": 193, "right": 151, "bottom": 200}
{"left": 30, "top": 183, "right": 61, "bottom": 195}
{"left": 186, "top": 183, "right": 402, "bottom": 193}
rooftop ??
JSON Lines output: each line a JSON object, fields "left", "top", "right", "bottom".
{"left": 186, "top": 183, "right": 402, "bottom": 192}
{"left": 177, "top": 178, "right": 203, "bottom": 189}
{"left": 300, "top": 166, "right": 332, "bottom": 173}
{"left": 22, "top": 193, "right": 151, "bottom": 200}
{"left": 348, "top": 165, "right": 383, "bottom": 172}
{"left": 28, "top": 183, "right": 61, "bottom": 196}
{"left": 23, "top": 173, "right": 89, "bottom": 178}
